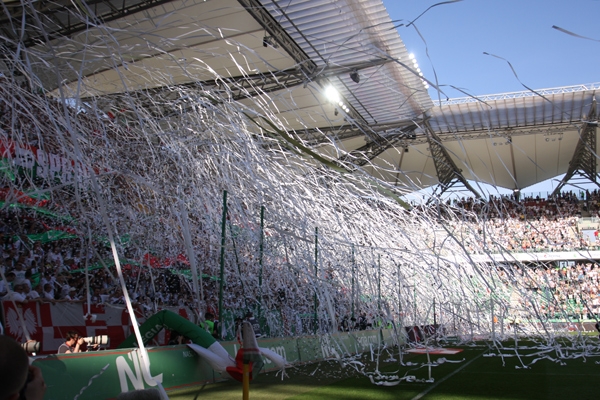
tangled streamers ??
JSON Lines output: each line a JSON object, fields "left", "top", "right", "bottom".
{"left": 0, "top": 0, "right": 599, "bottom": 386}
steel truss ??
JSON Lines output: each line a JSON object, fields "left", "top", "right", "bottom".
{"left": 0, "top": 0, "right": 176, "bottom": 49}
{"left": 84, "top": 58, "right": 391, "bottom": 119}
{"left": 552, "top": 99, "right": 599, "bottom": 197}
{"left": 236, "top": 0, "right": 380, "bottom": 140}
{"left": 424, "top": 120, "right": 482, "bottom": 202}
{"left": 337, "top": 125, "right": 419, "bottom": 169}
{"left": 299, "top": 123, "right": 573, "bottom": 149}
{"left": 292, "top": 119, "right": 419, "bottom": 146}
{"left": 237, "top": 0, "right": 317, "bottom": 76}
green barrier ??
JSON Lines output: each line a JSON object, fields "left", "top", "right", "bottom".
{"left": 35, "top": 329, "right": 401, "bottom": 399}
{"left": 296, "top": 334, "right": 324, "bottom": 363}
{"left": 118, "top": 310, "right": 216, "bottom": 349}
{"left": 349, "top": 330, "right": 384, "bottom": 354}
{"left": 295, "top": 329, "right": 390, "bottom": 363}
{"left": 33, "top": 345, "right": 215, "bottom": 399}
{"left": 381, "top": 328, "right": 397, "bottom": 347}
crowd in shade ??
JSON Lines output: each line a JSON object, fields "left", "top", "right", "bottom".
{"left": 2, "top": 190, "right": 600, "bottom": 335}
{"left": 0, "top": 218, "right": 196, "bottom": 311}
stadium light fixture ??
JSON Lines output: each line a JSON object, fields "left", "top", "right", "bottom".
{"left": 325, "top": 85, "right": 341, "bottom": 103}
{"left": 349, "top": 70, "right": 360, "bottom": 83}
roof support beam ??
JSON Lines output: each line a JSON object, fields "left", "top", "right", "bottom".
{"left": 337, "top": 124, "right": 419, "bottom": 169}
{"left": 85, "top": 58, "right": 392, "bottom": 117}
{"left": 0, "top": 0, "right": 177, "bottom": 49}
{"left": 237, "top": 0, "right": 317, "bottom": 76}
{"left": 226, "top": 57, "right": 391, "bottom": 101}
{"left": 551, "top": 99, "right": 599, "bottom": 197}
{"left": 236, "top": 0, "right": 382, "bottom": 142}
{"left": 293, "top": 119, "right": 421, "bottom": 147}
{"left": 423, "top": 120, "right": 482, "bottom": 202}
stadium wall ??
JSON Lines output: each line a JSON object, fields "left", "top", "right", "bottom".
{"left": 31, "top": 329, "right": 398, "bottom": 399}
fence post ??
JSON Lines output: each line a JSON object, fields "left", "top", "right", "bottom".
{"left": 314, "top": 227, "right": 318, "bottom": 334}
{"left": 218, "top": 190, "right": 227, "bottom": 338}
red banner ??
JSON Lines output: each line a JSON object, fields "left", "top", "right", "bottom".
{"left": 1, "top": 301, "right": 138, "bottom": 354}
{"left": 1, "top": 302, "right": 194, "bottom": 354}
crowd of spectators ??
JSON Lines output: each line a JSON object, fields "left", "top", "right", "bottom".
{"left": 3, "top": 184, "right": 600, "bottom": 339}
{"left": 1, "top": 78, "right": 599, "bottom": 340}
{"left": 446, "top": 191, "right": 600, "bottom": 253}
{"left": 0, "top": 224, "right": 197, "bottom": 312}
{"left": 497, "top": 261, "right": 600, "bottom": 320}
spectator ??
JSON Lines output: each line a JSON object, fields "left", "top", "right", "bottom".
{"left": 2, "top": 283, "right": 28, "bottom": 304}
{"left": 0, "top": 335, "right": 46, "bottom": 400}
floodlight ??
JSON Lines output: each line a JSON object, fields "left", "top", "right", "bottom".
{"left": 349, "top": 70, "right": 360, "bottom": 83}
{"left": 325, "top": 86, "right": 340, "bottom": 103}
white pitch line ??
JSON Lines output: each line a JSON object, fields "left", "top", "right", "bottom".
{"left": 411, "top": 352, "right": 485, "bottom": 400}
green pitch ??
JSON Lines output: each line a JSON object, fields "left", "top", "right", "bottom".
{"left": 171, "top": 345, "right": 599, "bottom": 400}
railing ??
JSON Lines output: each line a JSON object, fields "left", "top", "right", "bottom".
{"left": 434, "top": 82, "right": 600, "bottom": 106}
{"left": 579, "top": 217, "right": 600, "bottom": 226}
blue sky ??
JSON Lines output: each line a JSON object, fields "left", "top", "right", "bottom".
{"left": 382, "top": 0, "right": 600, "bottom": 197}
{"left": 383, "top": 0, "right": 600, "bottom": 100}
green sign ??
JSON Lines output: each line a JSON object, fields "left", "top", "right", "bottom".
{"left": 35, "top": 346, "right": 219, "bottom": 400}
{"left": 34, "top": 329, "right": 399, "bottom": 399}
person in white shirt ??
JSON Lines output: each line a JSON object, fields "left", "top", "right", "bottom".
{"left": 42, "top": 283, "right": 55, "bottom": 302}
{"left": 12, "top": 263, "right": 26, "bottom": 282}
{"left": 0, "top": 272, "right": 16, "bottom": 296}
{"left": 45, "top": 245, "right": 63, "bottom": 266}
{"left": 64, "top": 287, "right": 82, "bottom": 302}
{"left": 90, "top": 287, "right": 103, "bottom": 304}
{"left": 2, "top": 284, "right": 28, "bottom": 304}
{"left": 32, "top": 242, "right": 45, "bottom": 263}
{"left": 25, "top": 284, "right": 42, "bottom": 302}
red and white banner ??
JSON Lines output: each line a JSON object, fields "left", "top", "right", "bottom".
{"left": 1, "top": 302, "right": 193, "bottom": 354}
{"left": 1, "top": 301, "right": 141, "bottom": 354}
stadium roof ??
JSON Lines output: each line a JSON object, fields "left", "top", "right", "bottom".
{"left": 1, "top": 0, "right": 598, "bottom": 198}
{"left": 382, "top": 84, "right": 600, "bottom": 195}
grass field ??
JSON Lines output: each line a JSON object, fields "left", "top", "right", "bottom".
{"left": 170, "top": 343, "right": 600, "bottom": 400}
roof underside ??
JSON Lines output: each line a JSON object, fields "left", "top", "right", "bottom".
{"left": 376, "top": 85, "right": 600, "bottom": 191}
{"left": 0, "top": 0, "right": 597, "bottom": 195}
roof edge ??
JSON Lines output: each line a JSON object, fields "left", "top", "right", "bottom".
{"left": 433, "top": 82, "right": 600, "bottom": 106}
